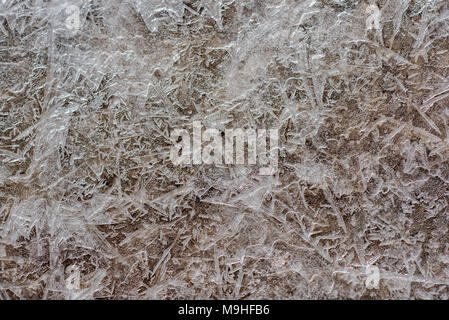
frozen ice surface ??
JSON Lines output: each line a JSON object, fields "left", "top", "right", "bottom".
{"left": 1, "top": 0, "right": 449, "bottom": 299}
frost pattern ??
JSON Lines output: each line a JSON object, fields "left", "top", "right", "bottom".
{"left": 1, "top": 0, "right": 449, "bottom": 299}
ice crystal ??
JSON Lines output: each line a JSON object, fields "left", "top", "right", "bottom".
{"left": 1, "top": 0, "right": 449, "bottom": 299}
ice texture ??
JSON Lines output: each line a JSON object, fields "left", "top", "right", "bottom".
{"left": 1, "top": 0, "right": 449, "bottom": 299}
